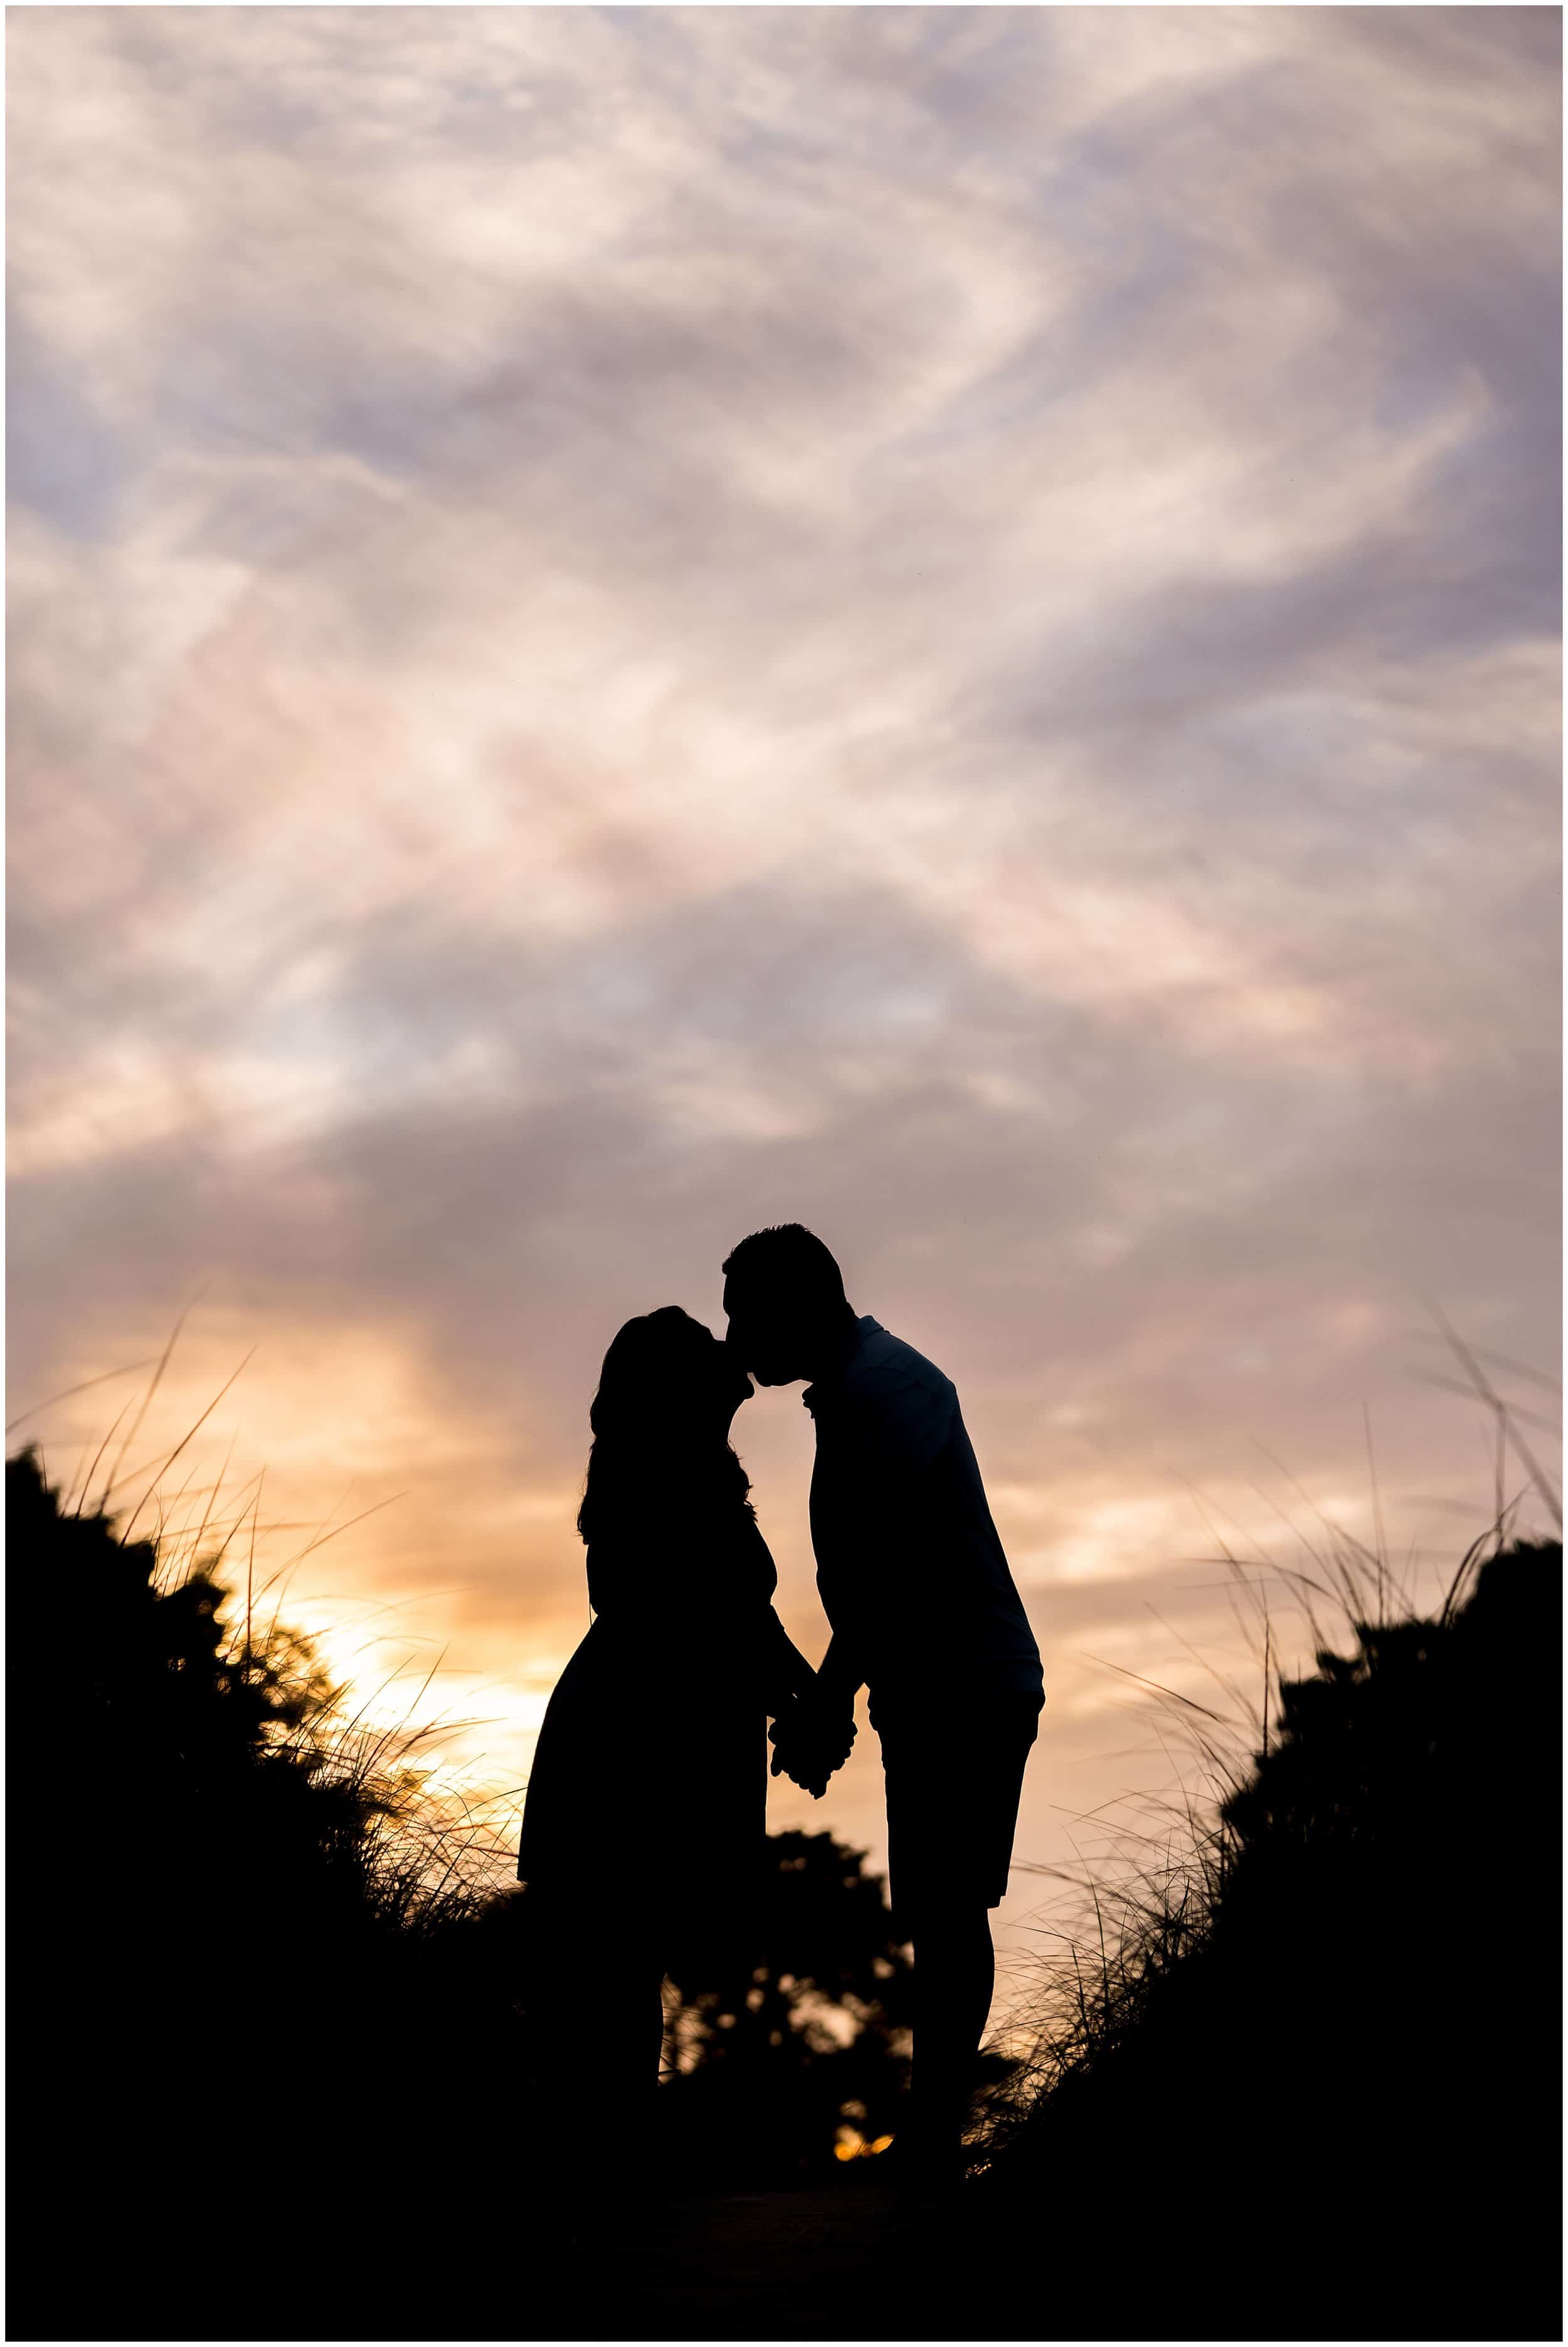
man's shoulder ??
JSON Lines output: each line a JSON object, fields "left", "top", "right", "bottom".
{"left": 834, "top": 1322, "right": 958, "bottom": 1461}
{"left": 848, "top": 1320, "right": 956, "bottom": 1402}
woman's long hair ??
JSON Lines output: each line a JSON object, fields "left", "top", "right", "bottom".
{"left": 577, "top": 1306, "right": 754, "bottom": 1547}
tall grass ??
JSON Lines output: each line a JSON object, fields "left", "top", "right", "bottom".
{"left": 9, "top": 1323, "right": 527, "bottom": 1942}
{"left": 957, "top": 1343, "right": 1561, "bottom": 2341}
{"left": 11, "top": 1318, "right": 1560, "bottom": 2340}
{"left": 8, "top": 1404, "right": 550, "bottom": 2342}
{"left": 978, "top": 1329, "right": 1561, "bottom": 2168}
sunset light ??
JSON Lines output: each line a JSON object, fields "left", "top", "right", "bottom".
{"left": 9, "top": 14, "right": 1558, "bottom": 2334}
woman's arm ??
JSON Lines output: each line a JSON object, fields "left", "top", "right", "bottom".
{"left": 758, "top": 1608, "right": 817, "bottom": 1715}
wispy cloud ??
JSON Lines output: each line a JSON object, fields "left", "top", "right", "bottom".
{"left": 8, "top": 8, "right": 1559, "bottom": 1952}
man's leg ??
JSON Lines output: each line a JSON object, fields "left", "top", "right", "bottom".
{"left": 908, "top": 1900, "right": 995, "bottom": 2168}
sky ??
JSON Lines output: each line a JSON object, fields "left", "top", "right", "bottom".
{"left": 8, "top": 6, "right": 1560, "bottom": 2026}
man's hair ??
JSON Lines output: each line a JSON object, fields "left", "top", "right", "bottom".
{"left": 722, "top": 1224, "right": 848, "bottom": 1304}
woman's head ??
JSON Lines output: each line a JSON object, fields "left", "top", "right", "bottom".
{"left": 578, "top": 1306, "right": 754, "bottom": 1542}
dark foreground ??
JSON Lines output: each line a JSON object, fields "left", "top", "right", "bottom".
{"left": 7, "top": 1456, "right": 1562, "bottom": 2343}
{"left": 558, "top": 2178, "right": 1562, "bottom": 2344}
{"left": 12, "top": 2156, "right": 1560, "bottom": 2343}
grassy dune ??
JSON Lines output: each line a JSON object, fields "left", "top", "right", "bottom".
{"left": 965, "top": 1529, "right": 1562, "bottom": 2343}
{"left": 6, "top": 1421, "right": 1561, "bottom": 2341}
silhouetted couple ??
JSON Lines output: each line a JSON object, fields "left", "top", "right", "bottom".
{"left": 517, "top": 1226, "right": 1043, "bottom": 2188}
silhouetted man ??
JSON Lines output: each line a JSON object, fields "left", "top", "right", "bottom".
{"left": 722, "top": 1224, "right": 1044, "bottom": 2180}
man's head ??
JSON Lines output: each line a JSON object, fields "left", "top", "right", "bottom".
{"left": 722, "top": 1224, "right": 856, "bottom": 1386}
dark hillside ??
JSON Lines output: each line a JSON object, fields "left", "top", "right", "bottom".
{"left": 8, "top": 1444, "right": 1559, "bottom": 2339}
{"left": 967, "top": 1540, "right": 1563, "bottom": 2342}
{"left": 4, "top": 1448, "right": 911, "bottom": 2340}
{"left": 5, "top": 1444, "right": 517, "bottom": 2338}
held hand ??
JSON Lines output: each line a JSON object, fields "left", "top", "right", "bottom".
{"left": 769, "top": 1695, "right": 856, "bottom": 1798}
{"left": 770, "top": 1743, "right": 830, "bottom": 1799}
{"left": 803, "top": 1679, "right": 857, "bottom": 1769}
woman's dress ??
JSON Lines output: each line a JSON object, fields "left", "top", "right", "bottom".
{"left": 516, "top": 1506, "right": 790, "bottom": 1942}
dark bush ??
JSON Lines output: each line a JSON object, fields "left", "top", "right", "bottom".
{"left": 974, "top": 1540, "right": 1564, "bottom": 2342}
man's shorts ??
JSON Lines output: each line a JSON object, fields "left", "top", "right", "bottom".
{"left": 875, "top": 1690, "right": 1044, "bottom": 1926}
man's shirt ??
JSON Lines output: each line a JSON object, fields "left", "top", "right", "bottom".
{"left": 803, "top": 1317, "right": 1044, "bottom": 1714}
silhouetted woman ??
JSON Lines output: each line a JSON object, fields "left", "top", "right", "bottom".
{"left": 516, "top": 1306, "right": 816, "bottom": 2156}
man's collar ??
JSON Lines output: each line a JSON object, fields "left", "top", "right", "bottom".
{"left": 802, "top": 1317, "right": 880, "bottom": 1416}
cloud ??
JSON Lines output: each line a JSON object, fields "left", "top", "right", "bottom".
{"left": 8, "top": 8, "right": 1558, "bottom": 1978}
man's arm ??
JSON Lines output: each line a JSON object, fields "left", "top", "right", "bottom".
{"left": 815, "top": 1364, "right": 953, "bottom": 1678}
{"left": 778, "top": 1360, "right": 950, "bottom": 1788}
{"left": 813, "top": 1631, "right": 866, "bottom": 1717}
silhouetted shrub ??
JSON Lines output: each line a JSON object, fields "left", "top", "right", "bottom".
{"left": 6, "top": 1446, "right": 928, "bottom": 2335}
{"left": 659, "top": 1827, "right": 914, "bottom": 2182}
{"left": 6, "top": 1447, "right": 531, "bottom": 2339}
{"left": 976, "top": 1539, "right": 1563, "bottom": 2343}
